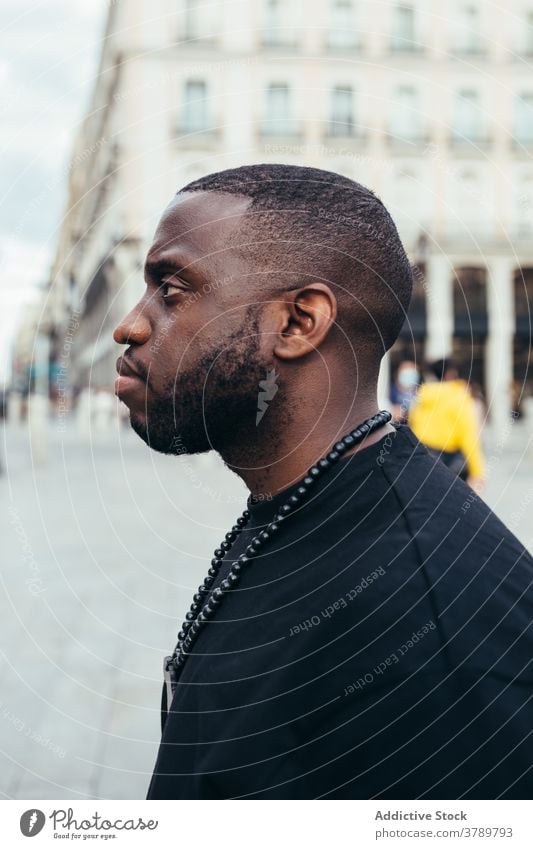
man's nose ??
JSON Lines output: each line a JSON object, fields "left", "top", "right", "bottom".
{"left": 113, "top": 305, "right": 151, "bottom": 346}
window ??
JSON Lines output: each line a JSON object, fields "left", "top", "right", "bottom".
{"left": 453, "top": 267, "right": 488, "bottom": 336}
{"left": 391, "top": 4, "right": 416, "bottom": 51}
{"left": 181, "top": 80, "right": 209, "bottom": 132}
{"left": 515, "top": 94, "right": 533, "bottom": 143}
{"left": 453, "top": 89, "right": 483, "bottom": 141}
{"left": 328, "top": 0, "right": 359, "bottom": 48}
{"left": 329, "top": 86, "right": 355, "bottom": 136}
{"left": 184, "top": 0, "right": 201, "bottom": 39}
{"left": 524, "top": 11, "right": 533, "bottom": 54}
{"left": 390, "top": 86, "right": 421, "bottom": 140}
{"left": 263, "top": 83, "right": 295, "bottom": 135}
{"left": 263, "top": 0, "right": 292, "bottom": 45}
{"left": 455, "top": 6, "right": 481, "bottom": 53}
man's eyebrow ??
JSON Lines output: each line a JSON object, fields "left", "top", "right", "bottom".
{"left": 144, "top": 255, "right": 197, "bottom": 280}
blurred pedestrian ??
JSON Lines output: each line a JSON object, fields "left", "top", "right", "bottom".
{"left": 408, "top": 358, "right": 486, "bottom": 492}
{"left": 390, "top": 359, "right": 420, "bottom": 423}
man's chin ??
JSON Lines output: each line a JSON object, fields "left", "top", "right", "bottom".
{"left": 128, "top": 412, "right": 212, "bottom": 456}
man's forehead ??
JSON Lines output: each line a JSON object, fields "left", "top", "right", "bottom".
{"left": 149, "top": 190, "right": 251, "bottom": 257}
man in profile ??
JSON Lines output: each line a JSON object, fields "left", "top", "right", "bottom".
{"left": 113, "top": 164, "right": 533, "bottom": 799}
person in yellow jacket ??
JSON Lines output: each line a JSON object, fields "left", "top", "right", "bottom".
{"left": 408, "top": 358, "right": 486, "bottom": 492}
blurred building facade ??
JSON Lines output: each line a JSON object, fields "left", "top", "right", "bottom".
{"left": 41, "top": 0, "right": 533, "bottom": 428}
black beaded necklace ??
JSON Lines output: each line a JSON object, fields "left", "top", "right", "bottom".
{"left": 162, "top": 409, "right": 392, "bottom": 723}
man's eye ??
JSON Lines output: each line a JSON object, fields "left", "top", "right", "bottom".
{"left": 161, "top": 280, "right": 187, "bottom": 299}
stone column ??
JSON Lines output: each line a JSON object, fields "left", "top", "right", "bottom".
{"left": 486, "top": 256, "right": 514, "bottom": 433}
{"left": 425, "top": 252, "right": 454, "bottom": 361}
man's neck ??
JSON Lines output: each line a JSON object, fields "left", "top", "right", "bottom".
{"left": 219, "top": 393, "right": 394, "bottom": 498}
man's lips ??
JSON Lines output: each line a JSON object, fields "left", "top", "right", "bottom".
{"left": 115, "top": 355, "right": 146, "bottom": 400}
{"left": 116, "top": 355, "right": 144, "bottom": 380}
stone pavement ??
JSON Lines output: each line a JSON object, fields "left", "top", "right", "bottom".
{"left": 0, "top": 416, "right": 531, "bottom": 799}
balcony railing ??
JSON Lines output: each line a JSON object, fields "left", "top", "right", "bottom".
{"left": 451, "top": 44, "right": 487, "bottom": 56}
{"left": 449, "top": 131, "right": 492, "bottom": 147}
{"left": 386, "top": 129, "right": 430, "bottom": 146}
{"left": 511, "top": 134, "right": 533, "bottom": 148}
{"left": 259, "top": 121, "right": 303, "bottom": 140}
{"left": 326, "top": 32, "right": 362, "bottom": 50}
{"left": 324, "top": 124, "right": 367, "bottom": 143}
{"left": 174, "top": 125, "right": 220, "bottom": 146}
{"left": 260, "top": 31, "right": 298, "bottom": 48}
{"left": 389, "top": 39, "right": 425, "bottom": 54}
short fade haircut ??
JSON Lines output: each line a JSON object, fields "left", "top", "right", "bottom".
{"left": 181, "top": 163, "right": 413, "bottom": 356}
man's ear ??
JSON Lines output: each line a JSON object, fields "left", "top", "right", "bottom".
{"left": 273, "top": 283, "right": 337, "bottom": 361}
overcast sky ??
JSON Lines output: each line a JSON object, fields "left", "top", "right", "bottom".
{"left": 0, "top": 0, "right": 106, "bottom": 381}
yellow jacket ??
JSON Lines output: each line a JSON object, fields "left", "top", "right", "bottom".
{"left": 408, "top": 380, "right": 486, "bottom": 479}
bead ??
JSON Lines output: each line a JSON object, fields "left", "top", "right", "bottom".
{"left": 279, "top": 504, "right": 292, "bottom": 515}
{"left": 197, "top": 611, "right": 206, "bottom": 623}
{"left": 259, "top": 530, "right": 270, "bottom": 543}
{"left": 193, "top": 593, "right": 202, "bottom": 604}
{"left": 213, "top": 587, "right": 224, "bottom": 601}
{"left": 208, "top": 567, "right": 218, "bottom": 577}
{"left": 225, "top": 531, "right": 236, "bottom": 542}
{"left": 344, "top": 434, "right": 354, "bottom": 446}
{"left": 221, "top": 540, "right": 231, "bottom": 551}
{"left": 246, "top": 545, "right": 256, "bottom": 556}
{"left": 203, "top": 606, "right": 213, "bottom": 618}
{"left": 229, "top": 572, "right": 240, "bottom": 585}
{"left": 238, "top": 554, "right": 250, "bottom": 566}
{"left": 214, "top": 548, "right": 224, "bottom": 558}
{"left": 242, "top": 510, "right": 250, "bottom": 519}
{"left": 303, "top": 476, "right": 314, "bottom": 487}
{"left": 268, "top": 522, "right": 279, "bottom": 533}
{"left": 204, "top": 575, "right": 215, "bottom": 587}
{"left": 232, "top": 525, "right": 241, "bottom": 533}
{"left": 211, "top": 557, "right": 222, "bottom": 568}
{"left": 251, "top": 538, "right": 262, "bottom": 550}
{"left": 351, "top": 429, "right": 362, "bottom": 439}
{"left": 327, "top": 450, "right": 340, "bottom": 463}
{"left": 318, "top": 458, "right": 330, "bottom": 471}
{"left": 185, "top": 611, "right": 195, "bottom": 621}
{"left": 334, "top": 441, "right": 346, "bottom": 452}
{"left": 221, "top": 579, "right": 231, "bottom": 591}
{"left": 289, "top": 494, "right": 300, "bottom": 505}
{"left": 360, "top": 424, "right": 369, "bottom": 433}
{"left": 231, "top": 563, "right": 242, "bottom": 574}
{"left": 177, "top": 630, "right": 186, "bottom": 641}
{"left": 297, "top": 486, "right": 307, "bottom": 497}
{"left": 308, "top": 466, "right": 321, "bottom": 478}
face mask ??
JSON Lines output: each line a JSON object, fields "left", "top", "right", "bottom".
{"left": 399, "top": 367, "right": 419, "bottom": 389}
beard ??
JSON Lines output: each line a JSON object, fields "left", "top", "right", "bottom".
{"left": 129, "top": 307, "right": 273, "bottom": 456}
